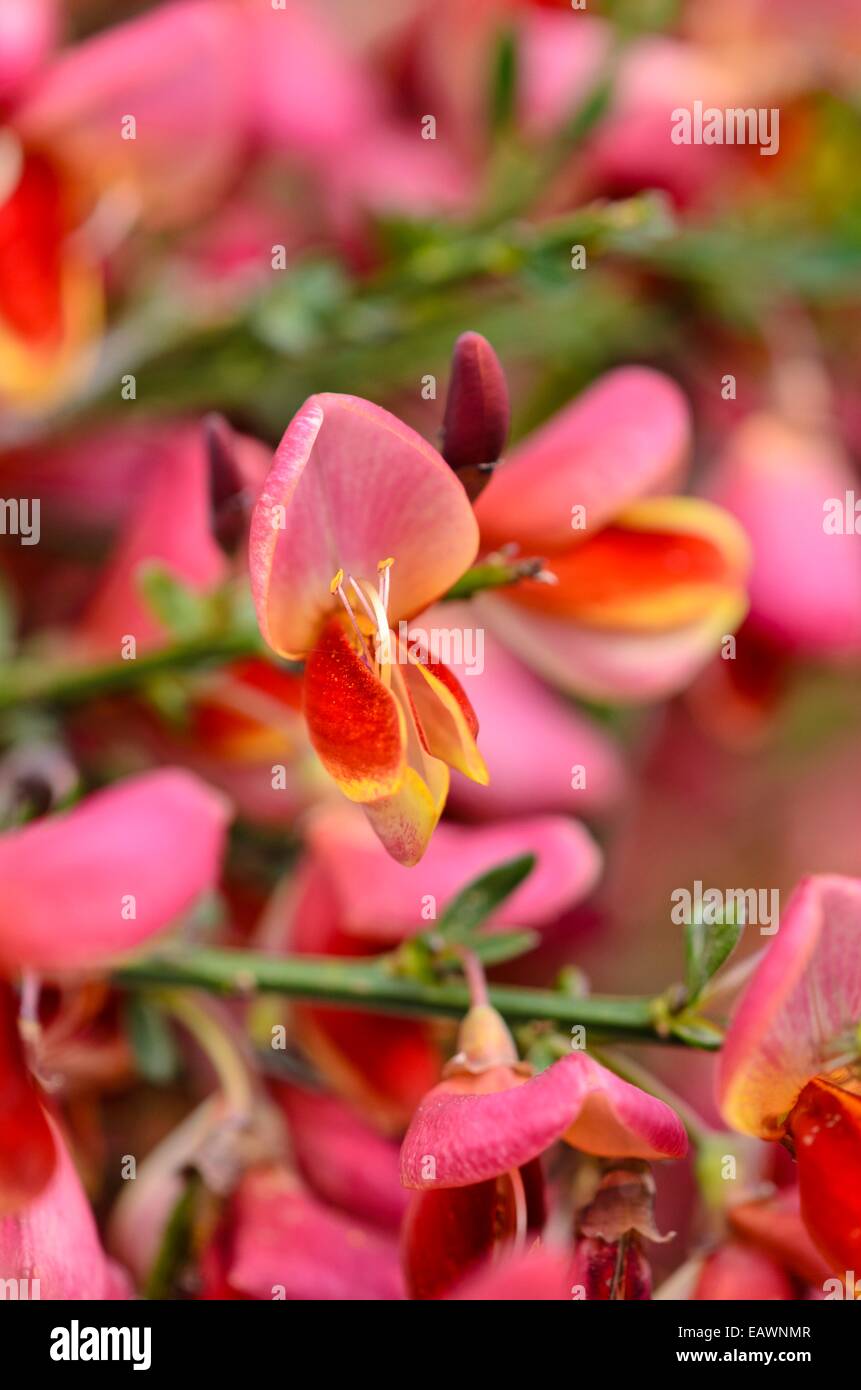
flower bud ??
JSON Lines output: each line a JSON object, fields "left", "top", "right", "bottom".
{"left": 444, "top": 1003, "right": 523, "bottom": 1076}
{"left": 441, "top": 332, "right": 510, "bottom": 502}
{"left": 205, "top": 413, "right": 253, "bottom": 554}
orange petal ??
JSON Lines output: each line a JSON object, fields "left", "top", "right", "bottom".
{"left": 303, "top": 618, "right": 406, "bottom": 801}
{"left": 508, "top": 498, "right": 749, "bottom": 632}
{"left": 191, "top": 659, "right": 305, "bottom": 762}
{"left": 788, "top": 1077, "right": 861, "bottom": 1274}
{"left": 0, "top": 149, "right": 101, "bottom": 405}
{"left": 0, "top": 150, "right": 65, "bottom": 347}
{"left": 400, "top": 648, "right": 488, "bottom": 786}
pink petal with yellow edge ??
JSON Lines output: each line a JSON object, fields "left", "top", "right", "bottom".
{"left": 0, "top": 769, "right": 230, "bottom": 972}
{"left": 304, "top": 807, "right": 602, "bottom": 943}
{"left": 0, "top": 1118, "right": 130, "bottom": 1299}
{"left": 249, "top": 393, "right": 479, "bottom": 658}
{"left": 18, "top": 0, "right": 248, "bottom": 227}
{"left": 400, "top": 1053, "right": 687, "bottom": 1188}
{"left": 706, "top": 414, "right": 861, "bottom": 656}
{"left": 79, "top": 423, "right": 229, "bottom": 655}
{"left": 482, "top": 588, "right": 749, "bottom": 703}
{"left": 424, "top": 604, "right": 626, "bottom": 817}
{"left": 507, "top": 497, "right": 750, "bottom": 631}
{"left": 717, "top": 874, "right": 861, "bottom": 1139}
{"left": 475, "top": 367, "right": 691, "bottom": 552}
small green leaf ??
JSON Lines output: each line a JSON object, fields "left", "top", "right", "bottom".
{"left": 669, "top": 1014, "right": 725, "bottom": 1050}
{"left": 684, "top": 907, "right": 743, "bottom": 1001}
{"left": 558, "top": 71, "right": 615, "bottom": 146}
{"left": 0, "top": 574, "right": 17, "bottom": 659}
{"left": 437, "top": 853, "right": 536, "bottom": 942}
{"left": 125, "top": 995, "right": 180, "bottom": 1084}
{"left": 488, "top": 27, "right": 519, "bottom": 134}
{"left": 137, "top": 562, "right": 211, "bottom": 638}
{"left": 144, "top": 1169, "right": 203, "bottom": 1300}
{"left": 467, "top": 929, "right": 539, "bottom": 968}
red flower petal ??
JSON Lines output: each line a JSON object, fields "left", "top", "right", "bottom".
{"left": 789, "top": 1077, "right": 861, "bottom": 1274}
{"left": 0, "top": 980, "right": 55, "bottom": 1214}
{"left": 402, "top": 1158, "right": 545, "bottom": 1300}
{"left": 303, "top": 618, "right": 406, "bottom": 801}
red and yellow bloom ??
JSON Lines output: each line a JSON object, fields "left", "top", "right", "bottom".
{"left": 718, "top": 874, "right": 861, "bottom": 1275}
{"left": 475, "top": 367, "right": 751, "bottom": 702}
{"left": 250, "top": 393, "right": 488, "bottom": 865}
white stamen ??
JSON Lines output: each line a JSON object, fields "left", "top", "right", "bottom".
{"left": 330, "top": 569, "right": 372, "bottom": 666}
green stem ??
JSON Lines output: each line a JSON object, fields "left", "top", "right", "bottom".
{"left": 115, "top": 946, "right": 719, "bottom": 1049}
{"left": 0, "top": 562, "right": 543, "bottom": 714}
{"left": 443, "top": 558, "right": 548, "bottom": 601}
{"left": 0, "top": 626, "right": 263, "bottom": 712}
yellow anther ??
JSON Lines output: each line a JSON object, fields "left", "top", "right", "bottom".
{"left": 329, "top": 568, "right": 345, "bottom": 595}
{"left": 377, "top": 557, "right": 394, "bottom": 572}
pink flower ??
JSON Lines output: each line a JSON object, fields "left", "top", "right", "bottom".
{"left": 692, "top": 1243, "right": 797, "bottom": 1301}
{"left": 78, "top": 423, "right": 234, "bottom": 657}
{"left": 426, "top": 605, "right": 626, "bottom": 819}
{"left": 0, "top": 1116, "right": 130, "bottom": 1299}
{"left": 0, "top": 769, "right": 229, "bottom": 973}
{"left": 474, "top": 367, "right": 750, "bottom": 702}
{"left": 399, "top": 1004, "right": 686, "bottom": 1297}
{"left": 717, "top": 874, "right": 861, "bottom": 1271}
{"left": 200, "top": 1165, "right": 404, "bottom": 1301}
{"left": 17, "top": 0, "right": 248, "bottom": 229}
{"left": 448, "top": 1246, "right": 574, "bottom": 1301}
{"left": 274, "top": 1084, "right": 408, "bottom": 1232}
{"left": 249, "top": 393, "right": 486, "bottom": 864}
{"left": 0, "top": 2, "right": 249, "bottom": 406}
{"left": 0, "top": 0, "right": 57, "bottom": 108}
{"left": 705, "top": 413, "right": 861, "bottom": 657}
{"left": 110, "top": 1092, "right": 404, "bottom": 1300}
{"left": 0, "top": 979, "right": 54, "bottom": 1214}
{"left": 262, "top": 809, "right": 601, "bottom": 1129}
{"left": 299, "top": 805, "right": 601, "bottom": 946}
{"left": 0, "top": 769, "right": 228, "bottom": 1211}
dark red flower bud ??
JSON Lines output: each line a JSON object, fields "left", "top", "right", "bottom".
{"left": 441, "top": 332, "right": 510, "bottom": 502}
{"left": 205, "top": 413, "right": 253, "bottom": 555}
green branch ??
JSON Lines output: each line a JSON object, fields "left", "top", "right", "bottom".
{"left": 0, "top": 562, "right": 545, "bottom": 716}
{"left": 114, "top": 946, "right": 720, "bottom": 1049}
{"left": 0, "top": 626, "right": 264, "bottom": 713}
